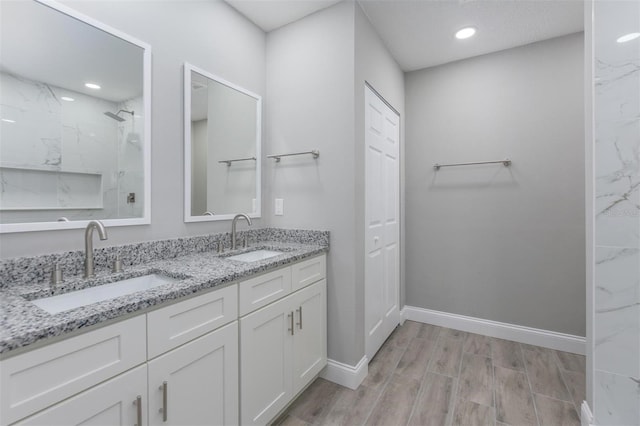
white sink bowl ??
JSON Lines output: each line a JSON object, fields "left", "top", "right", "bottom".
{"left": 226, "top": 249, "right": 283, "bottom": 263}
{"left": 31, "top": 273, "right": 177, "bottom": 314}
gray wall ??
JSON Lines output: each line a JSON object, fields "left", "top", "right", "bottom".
{"left": 265, "top": 2, "right": 404, "bottom": 366}
{"left": 0, "top": 0, "right": 265, "bottom": 258}
{"left": 405, "top": 33, "right": 586, "bottom": 336}
{"left": 265, "top": 2, "right": 359, "bottom": 365}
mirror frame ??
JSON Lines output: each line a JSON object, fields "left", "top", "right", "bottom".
{"left": 0, "top": 0, "right": 152, "bottom": 234}
{"left": 183, "top": 63, "right": 262, "bottom": 223}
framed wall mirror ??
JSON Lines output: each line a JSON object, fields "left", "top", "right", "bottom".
{"left": 0, "top": 0, "right": 151, "bottom": 233}
{"left": 184, "top": 63, "right": 262, "bottom": 222}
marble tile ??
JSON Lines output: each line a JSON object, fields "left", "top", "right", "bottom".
{"left": 429, "top": 336, "right": 464, "bottom": 377}
{"left": 534, "top": 394, "right": 580, "bottom": 426}
{"left": 395, "top": 337, "right": 435, "bottom": 380}
{"left": 464, "top": 333, "right": 492, "bottom": 356}
{"left": 522, "top": 348, "right": 571, "bottom": 401}
{"left": 452, "top": 399, "right": 494, "bottom": 426}
{"left": 491, "top": 338, "right": 525, "bottom": 371}
{"left": 594, "top": 247, "right": 640, "bottom": 377}
{"left": 494, "top": 366, "right": 537, "bottom": 426}
{"left": 594, "top": 370, "right": 640, "bottom": 426}
{"left": 458, "top": 353, "right": 493, "bottom": 407}
{"left": 365, "top": 373, "right": 420, "bottom": 426}
{"left": 408, "top": 373, "right": 455, "bottom": 426}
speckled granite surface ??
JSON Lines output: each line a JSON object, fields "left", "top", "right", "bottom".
{"left": 0, "top": 229, "right": 329, "bottom": 355}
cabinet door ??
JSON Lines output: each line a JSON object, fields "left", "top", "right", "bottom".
{"left": 148, "top": 322, "right": 239, "bottom": 426}
{"left": 240, "top": 296, "right": 293, "bottom": 426}
{"left": 292, "top": 279, "right": 327, "bottom": 394}
{"left": 16, "top": 365, "right": 147, "bottom": 426}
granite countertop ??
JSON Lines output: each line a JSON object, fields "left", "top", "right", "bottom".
{"left": 0, "top": 240, "right": 327, "bottom": 356}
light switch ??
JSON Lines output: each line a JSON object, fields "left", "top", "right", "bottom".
{"left": 275, "top": 198, "right": 284, "bottom": 216}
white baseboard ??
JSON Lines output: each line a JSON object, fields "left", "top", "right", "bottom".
{"left": 581, "top": 401, "right": 595, "bottom": 426}
{"left": 404, "top": 305, "right": 586, "bottom": 355}
{"left": 321, "top": 355, "right": 368, "bottom": 390}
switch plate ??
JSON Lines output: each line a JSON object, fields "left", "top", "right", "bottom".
{"left": 275, "top": 198, "right": 284, "bottom": 216}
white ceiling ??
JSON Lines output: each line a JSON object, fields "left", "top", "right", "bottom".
{"left": 1, "top": 1, "right": 143, "bottom": 103}
{"left": 359, "top": 0, "right": 584, "bottom": 71}
{"left": 225, "top": 0, "right": 343, "bottom": 32}
{"left": 225, "top": 0, "right": 584, "bottom": 72}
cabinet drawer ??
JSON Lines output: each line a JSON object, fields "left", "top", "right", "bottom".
{"left": 147, "top": 284, "right": 238, "bottom": 359}
{"left": 291, "top": 255, "right": 326, "bottom": 292}
{"left": 239, "top": 268, "right": 292, "bottom": 316}
{"left": 0, "top": 316, "right": 146, "bottom": 425}
{"left": 15, "top": 365, "right": 147, "bottom": 426}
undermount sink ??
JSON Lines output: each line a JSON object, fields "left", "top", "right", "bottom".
{"left": 31, "top": 273, "right": 178, "bottom": 314}
{"left": 226, "top": 249, "right": 283, "bottom": 263}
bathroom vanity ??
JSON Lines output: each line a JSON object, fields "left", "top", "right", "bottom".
{"left": 0, "top": 230, "right": 328, "bottom": 426}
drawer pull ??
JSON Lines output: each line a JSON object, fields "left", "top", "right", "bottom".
{"left": 297, "top": 306, "right": 303, "bottom": 330}
{"left": 288, "top": 311, "right": 295, "bottom": 335}
{"left": 160, "top": 381, "right": 168, "bottom": 422}
{"left": 134, "top": 395, "right": 142, "bottom": 426}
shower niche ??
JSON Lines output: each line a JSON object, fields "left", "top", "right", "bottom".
{"left": 0, "top": 0, "right": 151, "bottom": 232}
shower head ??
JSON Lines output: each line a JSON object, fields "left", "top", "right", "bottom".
{"left": 104, "top": 109, "right": 134, "bottom": 122}
{"left": 104, "top": 111, "right": 125, "bottom": 122}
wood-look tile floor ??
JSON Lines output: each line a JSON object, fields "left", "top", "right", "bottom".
{"left": 276, "top": 321, "right": 586, "bottom": 426}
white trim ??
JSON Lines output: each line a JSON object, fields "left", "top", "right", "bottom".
{"left": 581, "top": 401, "right": 595, "bottom": 426}
{"left": 404, "top": 305, "right": 586, "bottom": 355}
{"left": 320, "top": 356, "right": 368, "bottom": 390}
{"left": 183, "top": 63, "right": 262, "bottom": 223}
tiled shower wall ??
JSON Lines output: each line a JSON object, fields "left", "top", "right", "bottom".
{"left": 0, "top": 72, "right": 143, "bottom": 222}
{"left": 593, "top": 1, "right": 640, "bottom": 424}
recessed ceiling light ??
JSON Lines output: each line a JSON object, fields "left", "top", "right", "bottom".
{"left": 61, "top": 96, "right": 75, "bottom": 102}
{"left": 1, "top": 118, "right": 16, "bottom": 123}
{"left": 85, "top": 82, "right": 101, "bottom": 90}
{"left": 617, "top": 32, "right": 640, "bottom": 43}
{"left": 455, "top": 27, "right": 476, "bottom": 40}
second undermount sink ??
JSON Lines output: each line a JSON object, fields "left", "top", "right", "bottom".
{"left": 31, "top": 273, "right": 178, "bottom": 315}
{"left": 226, "top": 249, "right": 283, "bottom": 263}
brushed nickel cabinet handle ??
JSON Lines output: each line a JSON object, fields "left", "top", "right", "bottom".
{"left": 297, "top": 306, "right": 303, "bottom": 329}
{"left": 159, "top": 381, "right": 168, "bottom": 422}
{"left": 134, "top": 395, "right": 142, "bottom": 426}
{"left": 288, "top": 311, "right": 294, "bottom": 335}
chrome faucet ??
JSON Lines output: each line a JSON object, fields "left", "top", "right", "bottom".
{"left": 84, "top": 220, "right": 108, "bottom": 278}
{"left": 231, "top": 213, "right": 252, "bottom": 250}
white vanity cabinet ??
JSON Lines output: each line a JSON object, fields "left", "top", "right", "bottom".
{"left": 1, "top": 253, "right": 326, "bottom": 426}
{"left": 15, "top": 365, "right": 147, "bottom": 426}
{"left": 147, "top": 322, "right": 238, "bottom": 426}
{"left": 2, "top": 284, "right": 238, "bottom": 426}
{"left": 240, "top": 255, "right": 327, "bottom": 426}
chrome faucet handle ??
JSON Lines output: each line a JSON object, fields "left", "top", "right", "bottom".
{"left": 112, "top": 255, "right": 123, "bottom": 273}
{"left": 50, "top": 264, "right": 63, "bottom": 287}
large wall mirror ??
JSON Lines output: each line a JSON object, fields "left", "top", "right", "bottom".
{"left": 184, "top": 63, "right": 261, "bottom": 222}
{"left": 0, "top": 0, "right": 151, "bottom": 233}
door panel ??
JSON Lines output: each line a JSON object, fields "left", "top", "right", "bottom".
{"left": 148, "top": 322, "right": 239, "bottom": 426}
{"left": 240, "top": 297, "right": 293, "bottom": 426}
{"left": 365, "top": 85, "right": 401, "bottom": 361}
{"left": 292, "top": 280, "right": 327, "bottom": 393}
